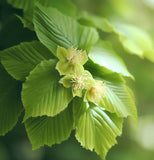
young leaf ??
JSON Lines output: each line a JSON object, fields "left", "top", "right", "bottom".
{"left": 22, "top": 59, "right": 73, "bottom": 121}
{"left": 73, "top": 98, "right": 123, "bottom": 159}
{"left": 89, "top": 40, "right": 133, "bottom": 78}
{"left": 85, "top": 60, "right": 137, "bottom": 122}
{"left": 78, "top": 11, "right": 114, "bottom": 33}
{"left": 101, "top": 80, "right": 137, "bottom": 121}
{"left": 0, "top": 64, "right": 23, "bottom": 136}
{"left": 38, "top": 0, "right": 77, "bottom": 17}
{"left": 34, "top": 4, "right": 99, "bottom": 55}
{"left": 85, "top": 59, "right": 125, "bottom": 83}
{"left": 114, "top": 23, "right": 154, "bottom": 62}
{"left": 25, "top": 106, "right": 73, "bottom": 150}
{"left": 0, "top": 41, "right": 54, "bottom": 81}
{"left": 77, "top": 11, "right": 154, "bottom": 63}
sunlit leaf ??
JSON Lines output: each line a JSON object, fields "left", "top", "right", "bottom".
{"left": 85, "top": 60, "right": 137, "bottom": 123}
{"left": 22, "top": 59, "right": 73, "bottom": 121}
{"left": 78, "top": 11, "right": 114, "bottom": 33}
{"left": 99, "top": 0, "right": 136, "bottom": 20}
{"left": 77, "top": 10, "right": 154, "bottom": 63}
{"left": 34, "top": 4, "right": 99, "bottom": 55}
{"left": 0, "top": 41, "right": 54, "bottom": 81}
{"left": 114, "top": 23, "right": 154, "bottom": 62}
{"left": 0, "top": 64, "right": 23, "bottom": 135}
{"left": 73, "top": 98, "right": 123, "bottom": 159}
{"left": 89, "top": 40, "right": 133, "bottom": 78}
{"left": 25, "top": 106, "right": 73, "bottom": 149}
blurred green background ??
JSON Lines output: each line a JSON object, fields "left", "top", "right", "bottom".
{"left": 0, "top": 0, "right": 154, "bottom": 160}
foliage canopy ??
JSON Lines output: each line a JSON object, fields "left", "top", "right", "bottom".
{"left": 1, "top": 0, "right": 154, "bottom": 159}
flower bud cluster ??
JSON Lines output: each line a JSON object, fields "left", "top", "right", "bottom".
{"left": 56, "top": 46, "right": 107, "bottom": 103}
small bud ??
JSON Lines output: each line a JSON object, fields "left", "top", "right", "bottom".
{"left": 85, "top": 81, "right": 107, "bottom": 103}
{"left": 67, "top": 47, "right": 88, "bottom": 66}
{"left": 56, "top": 46, "right": 88, "bottom": 75}
{"left": 59, "top": 68, "right": 95, "bottom": 97}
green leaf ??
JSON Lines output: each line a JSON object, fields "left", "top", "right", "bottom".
{"left": 22, "top": 59, "right": 73, "bottom": 121}
{"left": 102, "top": 80, "right": 137, "bottom": 121}
{"left": 34, "top": 4, "right": 99, "bottom": 55}
{"left": 0, "top": 64, "right": 23, "bottom": 136}
{"left": 77, "top": 10, "right": 154, "bottom": 63}
{"left": 0, "top": 41, "right": 54, "bottom": 81}
{"left": 89, "top": 40, "right": 133, "bottom": 78}
{"left": 38, "top": 0, "right": 77, "bottom": 17}
{"left": 73, "top": 98, "right": 123, "bottom": 159}
{"left": 78, "top": 11, "right": 114, "bottom": 33}
{"left": 8, "top": 0, "right": 77, "bottom": 17}
{"left": 17, "top": 12, "right": 34, "bottom": 31}
{"left": 7, "top": 0, "right": 34, "bottom": 10}
{"left": 25, "top": 106, "right": 73, "bottom": 150}
{"left": 8, "top": 0, "right": 77, "bottom": 30}
{"left": 114, "top": 23, "right": 154, "bottom": 62}
{"left": 85, "top": 59, "right": 125, "bottom": 83}
{"left": 85, "top": 60, "right": 137, "bottom": 122}
{"left": 7, "top": 0, "right": 34, "bottom": 30}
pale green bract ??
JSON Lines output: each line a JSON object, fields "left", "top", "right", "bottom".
{"left": 59, "top": 67, "right": 95, "bottom": 97}
{"left": 85, "top": 80, "right": 107, "bottom": 104}
{"left": 56, "top": 46, "right": 88, "bottom": 75}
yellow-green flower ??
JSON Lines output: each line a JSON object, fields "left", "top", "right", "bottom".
{"left": 85, "top": 80, "right": 107, "bottom": 103}
{"left": 56, "top": 46, "right": 88, "bottom": 75}
{"left": 59, "top": 66, "right": 95, "bottom": 97}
